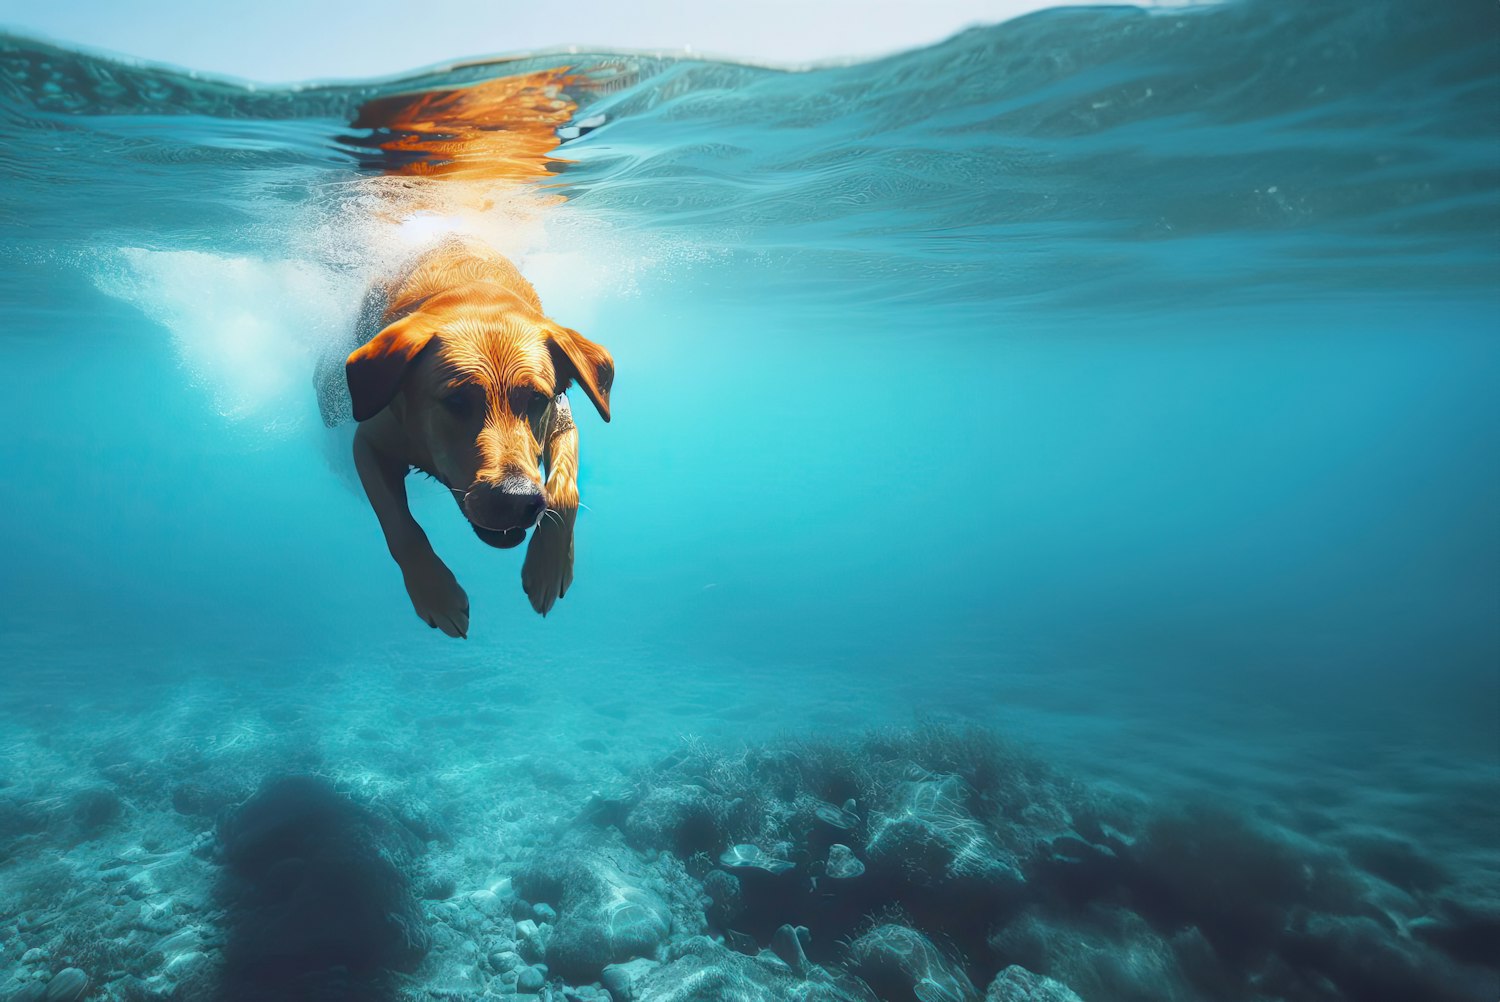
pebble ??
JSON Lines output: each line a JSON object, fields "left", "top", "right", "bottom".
{"left": 166, "top": 949, "right": 206, "bottom": 973}
{"left": 21, "top": 947, "right": 47, "bottom": 964}
{"left": 43, "top": 969, "right": 90, "bottom": 1002}
{"left": 469, "top": 889, "right": 504, "bottom": 915}
{"left": 490, "top": 950, "right": 522, "bottom": 972}
{"left": 531, "top": 902, "right": 557, "bottom": 924}
{"left": 517, "top": 965, "right": 546, "bottom": 992}
{"left": 154, "top": 928, "right": 199, "bottom": 957}
{"left": 987, "top": 965, "right": 1085, "bottom": 1002}
{"left": 826, "top": 843, "right": 866, "bottom": 879}
{"left": 517, "top": 927, "right": 548, "bottom": 964}
{"left": 602, "top": 958, "right": 660, "bottom": 1002}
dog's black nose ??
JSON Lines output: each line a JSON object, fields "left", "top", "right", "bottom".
{"left": 465, "top": 476, "right": 546, "bottom": 534}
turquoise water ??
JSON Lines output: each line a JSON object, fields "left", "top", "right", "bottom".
{"left": 1, "top": 1, "right": 1497, "bottom": 1000}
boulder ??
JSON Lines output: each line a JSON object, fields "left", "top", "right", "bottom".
{"left": 985, "top": 966, "right": 1084, "bottom": 1002}
{"left": 847, "top": 923, "right": 980, "bottom": 1002}
{"left": 43, "top": 969, "right": 90, "bottom": 1002}
{"left": 865, "top": 777, "right": 1017, "bottom": 889}
{"left": 634, "top": 936, "right": 872, "bottom": 1002}
{"left": 215, "top": 775, "right": 429, "bottom": 999}
{"left": 825, "top": 844, "right": 865, "bottom": 880}
{"left": 602, "top": 958, "right": 661, "bottom": 1002}
{"left": 512, "top": 832, "right": 673, "bottom": 981}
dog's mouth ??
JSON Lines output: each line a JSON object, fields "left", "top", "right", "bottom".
{"left": 470, "top": 524, "right": 527, "bottom": 549}
{"left": 447, "top": 475, "right": 543, "bottom": 548}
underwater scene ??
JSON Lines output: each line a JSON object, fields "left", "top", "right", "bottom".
{"left": 1, "top": 0, "right": 1498, "bottom": 1000}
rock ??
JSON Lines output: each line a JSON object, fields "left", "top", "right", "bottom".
{"left": 154, "top": 927, "right": 200, "bottom": 959}
{"left": 517, "top": 921, "right": 551, "bottom": 964}
{"left": 578, "top": 782, "right": 639, "bottom": 828}
{"left": 386, "top": 793, "right": 451, "bottom": 844}
{"left": 825, "top": 844, "right": 865, "bottom": 879}
{"left": 513, "top": 833, "right": 673, "bottom": 981}
{"left": 469, "top": 888, "right": 508, "bottom": 916}
{"left": 129, "top": 852, "right": 208, "bottom": 901}
{"left": 533, "top": 902, "right": 558, "bottom": 924}
{"left": 420, "top": 873, "right": 457, "bottom": 900}
{"left": 986, "top": 965, "right": 1085, "bottom": 1002}
{"left": 601, "top": 957, "right": 660, "bottom": 1002}
{"left": 165, "top": 950, "right": 209, "bottom": 979}
{"left": 718, "top": 843, "right": 795, "bottom": 875}
{"left": 20, "top": 948, "right": 46, "bottom": 964}
{"left": 517, "top": 965, "right": 547, "bottom": 992}
{"left": 43, "top": 969, "right": 89, "bottom": 1002}
{"left": 515, "top": 917, "right": 551, "bottom": 963}
{"left": 622, "top": 783, "right": 727, "bottom": 856}
{"left": 569, "top": 987, "right": 611, "bottom": 1002}
{"left": 8, "top": 984, "right": 46, "bottom": 1002}
{"left": 702, "top": 869, "right": 743, "bottom": 928}
{"left": 490, "top": 950, "right": 522, "bottom": 972}
{"left": 848, "top": 924, "right": 980, "bottom": 1002}
{"left": 216, "top": 774, "right": 430, "bottom": 996}
{"left": 632, "top": 936, "right": 870, "bottom": 1001}
{"left": 865, "top": 777, "right": 1021, "bottom": 889}
{"left": 770, "top": 923, "right": 812, "bottom": 975}
{"left": 813, "top": 799, "right": 860, "bottom": 830}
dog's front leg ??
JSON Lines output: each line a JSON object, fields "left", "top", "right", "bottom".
{"left": 522, "top": 396, "right": 579, "bottom": 615}
{"left": 353, "top": 423, "right": 469, "bottom": 638}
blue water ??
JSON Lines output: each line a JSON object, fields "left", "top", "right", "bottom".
{"left": 1, "top": 1, "right": 1497, "bottom": 1000}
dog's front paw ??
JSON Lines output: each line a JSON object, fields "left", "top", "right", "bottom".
{"left": 403, "top": 558, "right": 470, "bottom": 638}
{"left": 522, "top": 508, "right": 576, "bottom": 616}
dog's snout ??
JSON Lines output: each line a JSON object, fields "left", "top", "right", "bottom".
{"left": 515, "top": 487, "right": 546, "bottom": 528}
{"left": 464, "top": 476, "right": 545, "bottom": 533}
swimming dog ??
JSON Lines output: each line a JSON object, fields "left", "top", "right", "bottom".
{"left": 342, "top": 71, "right": 613, "bottom": 636}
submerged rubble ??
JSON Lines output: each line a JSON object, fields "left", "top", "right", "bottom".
{"left": 1, "top": 721, "right": 1496, "bottom": 1001}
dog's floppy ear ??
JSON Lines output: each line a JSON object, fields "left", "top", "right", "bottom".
{"left": 346, "top": 317, "right": 437, "bottom": 422}
{"left": 548, "top": 326, "right": 615, "bottom": 423}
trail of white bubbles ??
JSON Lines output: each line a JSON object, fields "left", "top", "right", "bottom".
{"left": 86, "top": 177, "right": 686, "bottom": 439}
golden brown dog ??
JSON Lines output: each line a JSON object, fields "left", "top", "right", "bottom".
{"left": 343, "top": 71, "right": 613, "bottom": 636}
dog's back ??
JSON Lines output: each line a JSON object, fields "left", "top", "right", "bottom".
{"left": 379, "top": 237, "right": 542, "bottom": 324}
{"left": 316, "top": 237, "right": 541, "bottom": 427}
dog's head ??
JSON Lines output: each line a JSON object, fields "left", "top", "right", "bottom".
{"left": 346, "top": 313, "right": 613, "bottom": 548}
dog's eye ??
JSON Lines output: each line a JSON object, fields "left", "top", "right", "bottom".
{"left": 440, "top": 387, "right": 477, "bottom": 418}
{"left": 511, "top": 387, "right": 550, "bottom": 417}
